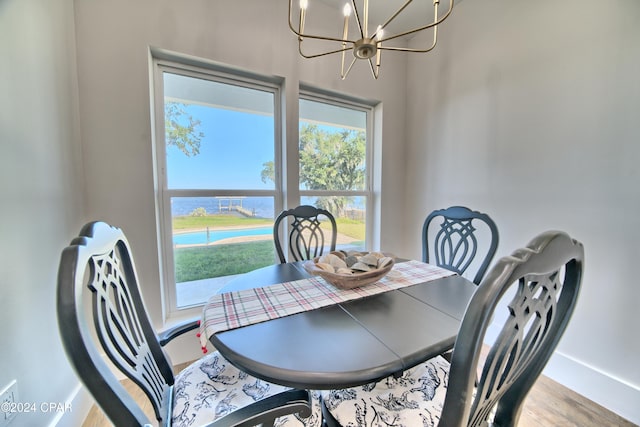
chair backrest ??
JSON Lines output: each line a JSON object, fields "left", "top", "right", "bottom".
{"left": 440, "top": 231, "right": 584, "bottom": 427}
{"left": 273, "top": 205, "right": 338, "bottom": 263}
{"left": 422, "top": 206, "right": 499, "bottom": 284}
{"left": 57, "top": 222, "right": 174, "bottom": 426}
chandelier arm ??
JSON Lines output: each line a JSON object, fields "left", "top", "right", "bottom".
{"left": 372, "top": 0, "right": 414, "bottom": 39}
{"left": 378, "top": 42, "right": 436, "bottom": 54}
{"left": 288, "top": 0, "right": 301, "bottom": 35}
{"left": 299, "top": 44, "right": 352, "bottom": 59}
{"left": 377, "top": 21, "right": 438, "bottom": 55}
{"left": 295, "top": 32, "right": 354, "bottom": 44}
{"left": 351, "top": 0, "right": 365, "bottom": 38}
{"left": 378, "top": 0, "right": 453, "bottom": 44}
{"left": 368, "top": 57, "right": 380, "bottom": 79}
{"left": 341, "top": 57, "right": 358, "bottom": 80}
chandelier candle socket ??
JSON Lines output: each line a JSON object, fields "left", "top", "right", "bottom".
{"left": 289, "top": 0, "right": 455, "bottom": 79}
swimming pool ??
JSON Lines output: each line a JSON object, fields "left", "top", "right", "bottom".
{"left": 173, "top": 226, "right": 272, "bottom": 246}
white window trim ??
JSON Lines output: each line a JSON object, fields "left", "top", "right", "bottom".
{"left": 150, "top": 51, "right": 283, "bottom": 320}
{"left": 298, "top": 89, "right": 376, "bottom": 251}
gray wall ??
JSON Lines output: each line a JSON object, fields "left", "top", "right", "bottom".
{"left": 403, "top": 0, "right": 640, "bottom": 423}
{"left": 0, "top": 0, "right": 86, "bottom": 425}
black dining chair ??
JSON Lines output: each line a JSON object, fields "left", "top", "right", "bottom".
{"left": 57, "top": 221, "right": 321, "bottom": 427}
{"left": 322, "top": 230, "right": 584, "bottom": 427}
{"left": 273, "top": 205, "right": 338, "bottom": 263}
{"left": 422, "top": 206, "right": 499, "bottom": 285}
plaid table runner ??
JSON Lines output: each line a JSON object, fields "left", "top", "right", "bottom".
{"left": 199, "top": 260, "right": 455, "bottom": 350}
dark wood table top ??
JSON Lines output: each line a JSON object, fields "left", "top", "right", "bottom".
{"left": 208, "top": 261, "right": 476, "bottom": 390}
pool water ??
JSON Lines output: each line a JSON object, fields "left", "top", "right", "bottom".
{"left": 173, "top": 226, "right": 272, "bottom": 246}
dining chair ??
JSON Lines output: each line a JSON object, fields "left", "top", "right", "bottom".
{"left": 321, "top": 230, "right": 584, "bottom": 427}
{"left": 273, "top": 205, "right": 338, "bottom": 263}
{"left": 422, "top": 205, "right": 499, "bottom": 285}
{"left": 57, "top": 221, "right": 321, "bottom": 427}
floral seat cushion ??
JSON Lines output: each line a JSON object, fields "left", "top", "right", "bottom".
{"left": 321, "top": 356, "right": 450, "bottom": 427}
{"left": 173, "top": 351, "right": 322, "bottom": 427}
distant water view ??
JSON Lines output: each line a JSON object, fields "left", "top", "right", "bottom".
{"left": 171, "top": 196, "right": 366, "bottom": 222}
{"left": 171, "top": 196, "right": 275, "bottom": 219}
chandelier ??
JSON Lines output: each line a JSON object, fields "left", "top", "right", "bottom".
{"left": 288, "top": 0, "right": 454, "bottom": 80}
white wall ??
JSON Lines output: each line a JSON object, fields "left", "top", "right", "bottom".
{"left": 0, "top": 0, "right": 87, "bottom": 425}
{"left": 404, "top": 0, "right": 640, "bottom": 423}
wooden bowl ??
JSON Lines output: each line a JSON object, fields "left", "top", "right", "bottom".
{"left": 303, "top": 252, "right": 395, "bottom": 290}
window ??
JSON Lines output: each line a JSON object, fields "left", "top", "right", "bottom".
{"left": 152, "top": 53, "right": 376, "bottom": 315}
{"left": 154, "top": 63, "right": 281, "bottom": 310}
{"left": 299, "top": 95, "right": 372, "bottom": 253}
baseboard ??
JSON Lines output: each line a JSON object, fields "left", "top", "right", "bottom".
{"left": 50, "top": 382, "right": 94, "bottom": 427}
{"left": 543, "top": 351, "right": 640, "bottom": 425}
{"left": 485, "top": 324, "right": 640, "bottom": 425}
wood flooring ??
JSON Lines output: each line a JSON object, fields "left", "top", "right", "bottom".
{"left": 82, "top": 359, "right": 636, "bottom": 427}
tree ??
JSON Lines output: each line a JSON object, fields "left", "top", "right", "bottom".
{"left": 190, "top": 207, "right": 208, "bottom": 217}
{"left": 165, "top": 102, "right": 204, "bottom": 157}
{"left": 261, "top": 160, "right": 275, "bottom": 184}
{"left": 261, "top": 124, "right": 365, "bottom": 215}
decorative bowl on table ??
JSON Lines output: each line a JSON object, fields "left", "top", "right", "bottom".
{"left": 303, "top": 251, "right": 395, "bottom": 290}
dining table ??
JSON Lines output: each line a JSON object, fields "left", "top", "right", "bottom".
{"left": 199, "top": 259, "right": 477, "bottom": 390}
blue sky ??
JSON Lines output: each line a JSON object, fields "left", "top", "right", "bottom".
{"left": 166, "top": 104, "right": 274, "bottom": 190}
{"left": 165, "top": 101, "right": 365, "bottom": 193}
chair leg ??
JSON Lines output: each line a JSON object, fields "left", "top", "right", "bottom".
{"left": 320, "top": 396, "right": 342, "bottom": 427}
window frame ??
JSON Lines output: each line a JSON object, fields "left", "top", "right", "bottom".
{"left": 297, "top": 90, "right": 375, "bottom": 252}
{"left": 150, "top": 51, "right": 379, "bottom": 321}
{"left": 151, "top": 56, "right": 283, "bottom": 317}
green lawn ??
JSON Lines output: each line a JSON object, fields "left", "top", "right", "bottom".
{"left": 174, "top": 240, "right": 275, "bottom": 282}
{"left": 334, "top": 218, "right": 365, "bottom": 241}
{"left": 172, "top": 214, "right": 366, "bottom": 283}
{"left": 173, "top": 214, "right": 272, "bottom": 230}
